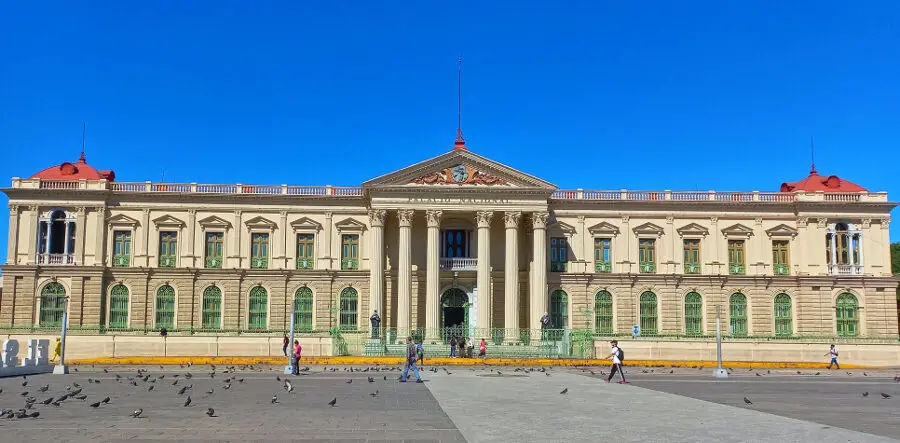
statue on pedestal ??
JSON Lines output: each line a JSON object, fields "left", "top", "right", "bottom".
{"left": 369, "top": 311, "right": 381, "bottom": 339}
{"left": 540, "top": 312, "right": 552, "bottom": 330}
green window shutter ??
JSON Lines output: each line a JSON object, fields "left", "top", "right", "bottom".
{"left": 201, "top": 286, "right": 222, "bottom": 329}
{"left": 639, "top": 292, "right": 658, "bottom": 335}
{"left": 109, "top": 284, "right": 129, "bottom": 329}
{"left": 594, "top": 291, "right": 613, "bottom": 334}
{"left": 39, "top": 282, "right": 67, "bottom": 328}
{"left": 684, "top": 292, "right": 703, "bottom": 335}
{"left": 248, "top": 286, "right": 268, "bottom": 330}
{"left": 729, "top": 293, "right": 748, "bottom": 336}
{"left": 155, "top": 285, "right": 175, "bottom": 330}
{"left": 339, "top": 287, "right": 358, "bottom": 330}
{"left": 774, "top": 293, "right": 793, "bottom": 337}
{"left": 835, "top": 293, "right": 858, "bottom": 337}
{"left": 293, "top": 287, "right": 314, "bottom": 331}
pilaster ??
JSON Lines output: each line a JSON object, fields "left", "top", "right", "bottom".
{"left": 367, "top": 209, "right": 386, "bottom": 321}
{"left": 503, "top": 211, "right": 520, "bottom": 339}
{"left": 397, "top": 209, "right": 414, "bottom": 332}
{"left": 425, "top": 209, "right": 443, "bottom": 339}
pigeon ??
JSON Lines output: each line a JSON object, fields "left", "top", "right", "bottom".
{"left": 130, "top": 408, "right": 143, "bottom": 418}
{"left": 22, "top": 381, "right": 27, "bottom": 387}
{"left": 743, "top": 397, "right": 753, "bottom": 405}
{"left": 864, "top": 372, "right": 868, "bottom": 377}
{"left": 28, "top": 411, "right": 39, "bottom": 418}
{"left": 370, "top": 390, "right": 379, "bottom": 397}
{"left": 74, "top": 395, "right": 87, "bottom": 400}
{"left": 103, "top": 368, "right": 109, "bottom": 373}
{"left": 368, "top": 377, "right": 375, "bottom": 383}
{"left": 73, "top": 382, "right": 81, "bottom": 388}
{"left": 172, "top": 380, "right": 179, "bottom": 386}
{"left": 560, "top": 388, "right": 568, "bottom": 395}
{"left": 21, "top": 391, "right": 29, "bottom": 397}
{"left": 89, "top": 401, "right": 101, "bottom": 408}
{"left": 223, "top": 384, "right": 231, "bottom": 390}
{"left": 383, "top": 376, "right": 387, "bottom": 381}
{"left": 881, "top": 393, "right": 892, "bottom": 399}
{"left": 271, "top": 394, "right": 278, "bottom": 404}
{"left": 101, "top": 397, "right": 110, "bottom": 404}
{"left": 206, "top": 408, "right": 215, "bottom": 417}
{"left": 205, "top": 389, "right": 214, "bottom": 395}
{"left": 346, "top": 379, "right": 352, "bottom": 384}
{"left": 862, "top": 392, "right": 869, "bottom": 397}
{"left": 185, "top": 373, "right": 193, "bottom": 379}
{"left": 284, "top": 380, "right": 294, "bottom": 393}
{"left": 184, "top": 396, "right": 191, "bottom": 407}
{"left": 177, "top": 386, "right": 187, "bottom": 395}
{"left": 238, "top": 378, "right": 245, "bottom": 383}
{"left": 148, "top": 385, "right": 155, "bottom": 392}
{"left": 276, "top": 376, "right": 281, "bottom": 382}
{"left": 38, "top": 385, "right": 49, "bottom": 392}
{"left": 41, "top": 397, "right": 53, "bottom": 405}
{"left": 328, "top": 397, "right": 337, "bottom": 407}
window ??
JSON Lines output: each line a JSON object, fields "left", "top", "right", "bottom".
{"left": 729, "top": 293, "right": 748, "bottom": 336}
{"left": 683, "top": 239, "right": 701, "bottom": 274}
{"left": 550, "top": 290, "right": 568, "bottom": 329}
{"left": 828, "top": 223, "right": 861, "bottom": 268}
{"left": 205, "top": 232, "right": 224, "bottom": 268}
{"left": 250, "top": 233, "right": 269, "bottom": 269}
{"left": 37, "top": 210, "right": 76, "bottom": 264}
{"left": 158, "top": 231, "right": 177, "bottom": 268}
{"left": 594, "top": 291, "right": 613, "bottom": 334}
{"left": 550, "top": 238, "right": 568, "bottom": 272}
{"left": 774, "top": 293, "right": 792, "bottom": 337}
{"left": 248, "top": 286, "right": 268, "bottom": 330}
{"left": 201, "top": 286, "right": 222, "bottom": 329}
{"left": 639, "top": 292, "right": 658, "bottom": 335}
{"left": 728, "top": 240, "right": 745, "bottom": 275}
{"left": 293, "top": 287, "right": 314, "bottom": 331}
{"left": 341, "top": 235, "right": 359, "bottom": 270}
{"left": 772, "top": 240, "right": 789, "bottom": 275}
{"left": 442, "top": 230, "right": 471, "bottom": 258}
{"left": 835, "top": 293, "right": 858, "bottom": 337}
{"left": 639, "top": 239, "right": 656, "bottom": 273}
{"left": 594, "top": 238, "right": 612, "bottom": 273}
{"left": 112, "top": 231, "right": 131, "bottom": 267}
{"left": 684, "top": 292, "right": 703, "bottom": 335}
{"left": 296, "top": 234, "right": 315, "bottom": 270}
{"left": 39, "top": 282, "right": 67, "bottom": 327}
{"left": 339, "top": 287, "right": 358, "bottom": 330}
{"left": 155, "top": 285, "right": 175, "bottom": 330}
{"left": 108, "top": 284, "right": 129, "bottom": 329}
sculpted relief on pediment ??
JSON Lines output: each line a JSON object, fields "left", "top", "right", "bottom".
{"left": 409, "top": 164, "right": 509, "bottom": 186}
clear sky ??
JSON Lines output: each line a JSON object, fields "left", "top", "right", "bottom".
{"left": 1, "top": 2, "right": 898, "bottom": 264}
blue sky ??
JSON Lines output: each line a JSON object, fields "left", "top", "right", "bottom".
{"left": 1, "top": 2, "right": 899, "bottom": 263}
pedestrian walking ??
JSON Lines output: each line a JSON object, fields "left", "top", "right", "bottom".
{"left": 51, "top": 337, "right": 61, "bottom": 362}
{"left": 282, "top": 334, "right": 289, "bottom": 357}
{"left": 449, "top": 336, "right": 458, "bottom": 358}
{"left": 416, "top": 340, "right": 425, "bottom": 367}
{"left": 399, "top": 336, "right": 422, "bottom": 383}
{"left": 825, "top": 344, "right": 840, "bottom": 369}
{"left": 605, "top": 340, "right": 627, "bottom": 384}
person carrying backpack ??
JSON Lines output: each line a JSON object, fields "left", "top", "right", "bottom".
{"left": 605, "top": 340, "right": 627, "bottom": 384}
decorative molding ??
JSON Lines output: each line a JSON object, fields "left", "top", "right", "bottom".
{"left": 233, "top": 209, "right": 242, "bottom": 217}
{"left": 797, "top": 216, "right": 808, "bottom": 227}
{"left": 621, "top": 215, "right": 630, "bottom": 224}
{"left": 28, "top": 205, "right": 39, "bottom": 212}
{"left": 324, "top": 211, "right": 333, "bottom": 219}
{"left": 187, "top": 209, "right": 197, "bottom": 217}
{"left": 198, "top": 215, "right": 232, "bottom": 229}
{"left": 152, "top": 214, "right": 186, "bottom": 229}
{"left": 587, "top": 221, "right": 620, "bottom": 236}
{"left": 244, "top": 215, "right": 278, "bottom": 231}
{"left": 425, "top": 210, "right": 443, "bottom": 227}
{"left": 754, "top": 217, "right": 763, "bottom": 225}
{"left": 8, "top": 205, "right": 19, "bottom": 213}
{"left": 106, "top": 213, "right": 140, "bottom": 227}
{"left": 710, "top": 216, "right": 718, "bottom": 225}
{"left": 881, "top": 218, "right": 891, "bottom": 229}
{"left": 397, "top": 209, "right": 415, "bottom": 228}
{"left": 861, "top": 218, "right": 871, "bottom": 229}
{"left": 721, "top": 223, "right": 754, "bottom": 238}
{"left": 279, "top": 210, "right": 288, "bottom": 218}
{"left": 632, "top": 222, "right": 665, "bottom": 237}
{"left": 476, "top": 211, "right": 494, "bottom": 228}
{"left": 532, "top": 212, "right": 549, "bottom": 230}
{"left": 765, "top": 224, "right": 798, "bottom": 238}
{"left": 367, "top": 209, "right": 386, "bottom": 227}
{"left": 503, "top": 211, "right": 521, "bottom": 229}
{"left": 408, "top": 164, "right": 509, "bottom": 186}
{"left": 96, "top": 206, "right": 106, "bottom": 215}
{"left": 816, "top": 218, "right": 827, "bottom": 228}
{"left": 549, "top": 219, "right": 576, "bottom": 235}
{"left": 335, "top": 217, "right": 367, "bottom": 232}
{"left": 676, "top": 223, "right": 709, "bottom": 237}
{"left": 577, "top": 215, "right": 586, "bottom": 223}
{"left": 76, "top": 206, "right": 86, "bottom": 214}
{"left": 142, "top": 208, "right": 151, "bottom": 216}
{"left": 665, "top": 215, "right": 674, "bottom": 224}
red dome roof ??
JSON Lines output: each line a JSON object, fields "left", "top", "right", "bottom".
{"left": 29, "top": 154, "right": 115, "bottom": 181}
{"left": 780, "top": 166, "right": 866, "bottom": 193}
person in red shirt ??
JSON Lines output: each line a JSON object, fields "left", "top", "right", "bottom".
{"left": 292, "top": 340, "right": 302, "bottom": 375}
{"left": 478, "top": 338, "right": 487, "bottom": 358}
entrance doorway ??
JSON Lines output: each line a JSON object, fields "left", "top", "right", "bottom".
{"left": 441, "top": 288, "right": 468, "bottom": 343}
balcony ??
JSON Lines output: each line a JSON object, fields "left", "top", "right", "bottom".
{"left": 595, "top": 261, "right": 612, "bottom": 273}
{"left": 639, "top": 262, "right": 656, "bottom": 273}
{"left": 205, "top": 256, "right": 223, "bottom": 269}
{"left": 112, "top": 255, "right": 130, "bottom": 267}
{"left": 684, "top": 263, "right": 701, "bottom": 274}
{"left": 158, "top": 255, "right": 176, "bottom": 268}
{"left": 829, "top": 264, "right": 864, "bottom": 276}
{"left": 550, "top": 262, "right": 568, "bottom": 272}
{"left": 296, "top": 258, "right": 314, "bottom": 270}
{"left": 341, "top": 258, "right": 359, "bottom": 270}
{"left": 37, "top": 253, "right": 75, "bottom": 265}
{"left": 251, "top": 257, "right": 268, "bottom": 269}
{"left": 440, "top": 257, "right": 477, "bottom": 271}
{"left": 773, "top": 263, "right": 790, "bottom": 276}
{"left": 729, "top": 263, "right": 745, "bottom": 275}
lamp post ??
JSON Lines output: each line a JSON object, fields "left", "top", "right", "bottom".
{"left": 53, "top": 296, "right": 70, "bottom": 375}
{"left": 713, "top": 304, "right": 728, "bottom": 378}
{"left": 284, "top": 302, "right": 296, "bottom": 375}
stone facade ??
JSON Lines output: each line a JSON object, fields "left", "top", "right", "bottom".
{"left": 2, "top": 141, "right": 898, "bottom": 342}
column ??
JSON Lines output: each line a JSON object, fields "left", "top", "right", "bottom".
{"left": 476, "top": 211, "right": 494, "bottom": 334}
{"left": 529, "top": 212, "right": 549, "bottom": 332}
{"left": 277, "top": 211, "right": 288, "bottom": 268}
{"left": 323, "top": 212, "right": 333, "bottom": 270}
{"left": 75, "top": 207, "right": 86, "bottom": 265}
{"left": 504, "top": 211, "right": 521, "bottom": 339}
{"left": 27, "top": 206, "right": 39, "bottom": 264}
{"left": 7, "top": 205, "right": 19, "bottom": 264}
{"left": 397, "top": 209, "right": 414, "bottom": 332}
{"left": 829, "top": 230, "right": 837, "bottom": 270}
{"left": 186, "top": 209, "right": 197, "bottom": 267}
{"left": 141, "top": 208, "right": 151, "bottom": 266}
{"left": 367, "top": 209, "right": 386, "bottom": 326}
{"left": 425, "top": 210, "right": 443, "bottom": 339}
{"left": 94, "top": 207, "right": 106, "bottom": 266}
{"left": 63, "top": 219, "right": 71, "bottom": 256}
{"left": 232, "top": 210, "right": 243, "bottom": 268}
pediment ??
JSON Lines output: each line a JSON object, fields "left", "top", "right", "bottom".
{"left": 107, "top": 213, "right": 139, "bottom": 227}
{"left": 676, "top": 223, "right": 709, "bottom": 237}
{"left": 334, "top": 217, "right": 367, "bottom": 232}
{"left": 632, "top": 222, "right": 665, "bottom": 236}
{"left": 198, "top": 215, "right": 232, "bottom": 229}
{"left": 362, "top": 149, "right": 556, "bottom": 191}
{"left": 722, "top": 223, "right": 754, "bottom": 237}
{"left": 244, "top": 216, "right": 277, "bottom": 230}
{"left": 549, "top": 220, "right": 576, "bottom": 235}
{"left": 588, "top": 221, "right": 620, "bottom": 236}
{"left": 290, "top": 217, "right": 322, "bottom": 231}
{"left": 152, "top": 214, "right": 185, "bottom": 228}
{"left": 765, "top": 224, "right": 798, "bottom": 238}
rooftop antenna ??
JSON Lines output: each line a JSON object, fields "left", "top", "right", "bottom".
{"left": 79, "top": 121, "right": 86, "bottom": 162}
{"left": 161, "top": 171, "right": 165, "bottom": 183}
{"left": 453, "top": 56, "right": 467, "bottom": 150}
{"left": 809, "top": 136, "right": 817, "bottom": 175}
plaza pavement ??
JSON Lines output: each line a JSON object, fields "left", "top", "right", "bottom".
{"left": 0, "top": 364, "right": 896, "bottom": 442}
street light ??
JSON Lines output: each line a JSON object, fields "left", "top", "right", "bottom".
{"left": 53, "top": 296, "right": 70, "bottom": 375}
{"left": 713, "top": 304, "right": 728, "bottom": 378}
{"left": 284, "top": 300, "right": 296, "bottom": 375}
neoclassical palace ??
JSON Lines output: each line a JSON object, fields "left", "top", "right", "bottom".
{"left": 2, "top": 136, "right": 898, "bottom": 344}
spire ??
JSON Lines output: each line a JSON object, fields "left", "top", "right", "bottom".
{"left": 809, "top": 135, "right": 817, "bottom": 175}
{"left": 79, "top": 121, "right": 87, "bottom": 163}
{"left": 453, "top": 56, "right": 467, "bottom": 151}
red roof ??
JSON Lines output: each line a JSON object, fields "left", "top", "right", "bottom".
{"left": 780, "top": 166, "right": 866, "bottom": 193}
{"left": 29, "top": 153, "right": 115, "bottom": 181}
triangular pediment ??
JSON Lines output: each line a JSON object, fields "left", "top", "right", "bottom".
{"left": 549, "top": 220, "right": 576, "bottom": 235}
{"left": 334, "top": 217, "right": 367, "bottom": 232}
{"left": 722, "top": 223, "right": 754, "bottom": 237}
{"left": 107, "top": 213, "right": 140, "bottom": 226}
{"left": 152, "top": 214, "right": 185, "bottom": 228}
{"left": 362, "top": 149, "right": 556, "bottom": 190}
{"left": 632, "top": 222, "right": 665, "bottom": 236}
{"left": 765, "top": 224, "right": 798, "bottom": 237}
{"left": 198, "top": 215, "right": 232, "bottom": 229}
{"left": 676, "top": 223, "right": 709, "bottom": 237}
{"left": 290, "top": 217, "right": 322, "bottom": 231}
{"left": 244, "top": 216, "right": 277, "bottom": 230}
{"left": 588, "top": 221, "right": 620, "bottom": 235}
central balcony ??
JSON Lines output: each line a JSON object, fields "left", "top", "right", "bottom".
{"left": 829, "top": 264, "right": 864, "bottom": 276}
{"left": 440, "top": 257, "right": 477, "bottom": 271}
{"left": 37, "top": 253, "right": 75, "bottom": 265}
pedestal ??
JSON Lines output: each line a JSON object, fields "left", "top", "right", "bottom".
{"left": 53, "top": 364, "right": 69, "bottom": 375}
{"left": 713, "top": 368, "right": 729, "bottom": 378}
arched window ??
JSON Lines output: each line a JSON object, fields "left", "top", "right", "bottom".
{"left": 294, "top": 287, "right": 313, "bottom": 331}
{"left": 835, "top": 293, "right": 859, "bottom": 337}
{"left": 37, "top": 210, "right": 76, "bottom": 264}
{"left": 550, "top": 290, "right": 568, "bottom": 329}
{"left": 684, "top": 292, "right": 703, "bottom": 335}
{"left": 39, "top": 282, "right": 67, "bottom": 327}
{"left": 729, "top": 293, "right": 748, "bottom": 336}
{"left": 201, "top": 286, "right": 222, "bottom": 329}
{"left": 339, "top": 287, "right": 358, "bottom": 330}
{"left": 594, "top": 291, "right": 613, "bottom": 334}
{"left": 639, "top": 291, "right": 658, "bottom": 335}
{"left": 108, "top": 284, "right": 129, "bottom": 329}
{"left": 155, "top": 285, "right": 175, "bottom": 330}
{"left": 248, "top": 286, "right": 268, "bottom": 330}
{"left": 774, "top": 293, "right": 792, "bottom": 336}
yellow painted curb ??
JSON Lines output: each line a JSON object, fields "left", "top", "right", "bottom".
{"left": 68, "top": 356, "right": 877, "bottom": 369}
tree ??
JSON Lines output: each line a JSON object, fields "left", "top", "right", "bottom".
{"left": 892, "top": 242, "right": 900, "bottom": 276}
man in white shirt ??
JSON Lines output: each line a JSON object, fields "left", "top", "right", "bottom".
{"left": 825, "top": 344, "right": 840, "bottom": 369}
{"left": 605, "top": 340, "right": 627, "bottom": 384}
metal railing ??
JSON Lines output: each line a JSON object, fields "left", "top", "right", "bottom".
{"left": 829, "top": 264, "right": 864, "bottom": 276}
{"left": 773, "top": 264, "right": 790, "bottom": 275}
{"left": 341, "top": 258, "right": 358, "bottom": 270}
{"left": 37, "top": 253, "right": 75, "bottom": 265}
{"left": 112, "top": 254, "right": 130, "bottom": 267}
{"left": 439, "top": 257, "right": 477, "bottom": 271}
{"left": 729, "top": 263, "right": 746, "bottom": 275}
{"left": 251, "top": 257, "right": 268, "bottom": 269}
{"left": 158, "top": 255, "right": 177, "bottom": 268}
{"left": 296, "top": 258, "right": 314, "bottom": 270}
{"left": 594, "top": 261, "right": 612, "bottom": 273}
{"left": 684, "top": 263, "right": 701, "bottom": 274}
{"left": 639, "top": 262, "right": 656, "bottom": 273}
{"left": 205, "top": 257, "right": 223, "bottom": 269}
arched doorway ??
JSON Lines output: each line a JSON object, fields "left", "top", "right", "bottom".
{"left": 440, "top": 288, "right": 468, "bottom": 342}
